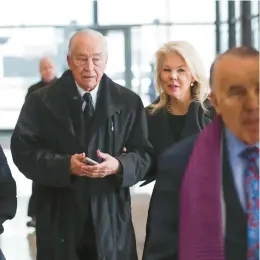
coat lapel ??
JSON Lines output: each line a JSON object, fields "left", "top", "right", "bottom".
{"left": 42, "top": 71, "right": 125, "bottom": 151}
{"left": 90, "top": 74, "right": 123, "bottom": 134}
{"left": 42, "top": 70, "right": 83, "bottom": 140}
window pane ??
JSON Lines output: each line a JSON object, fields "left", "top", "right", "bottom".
{"left": 235, "top": 1, "right": 241, "bottom": 19}
{"left": 220, "top": 23, "right": 229, "bottom": 52}
{"left": 132, "top": 25, "right": 215, "bottom": 76}
{"left": 252, "top": 17, "right": 259, "bottom": 49}
{"left": 236, "top": 21, "right": 241, "bottom": 46}
{"left": 251, "top": 0, "right": 259, "bottom": 16}
{"left": 105, "top": 31, "right": 125, "bottom": 84}
{"left": 0, "top": 0, "right": 93, "bottom": 25}
{"left": 219, "top": 0, "right": 228, "bottom": 22}
{"left": 98, "top": 0, "right": 216, "bottom": 25}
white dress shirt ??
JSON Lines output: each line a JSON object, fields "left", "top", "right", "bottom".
{"left": 75, "top": 82, "right": 99, "bottom": 111}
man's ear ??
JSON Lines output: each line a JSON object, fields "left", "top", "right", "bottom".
{"left": 210, "top": 91, "right": 221, "bottom": 115}
{"left": 67, "top": 55, "right": 71, "bottom": 69}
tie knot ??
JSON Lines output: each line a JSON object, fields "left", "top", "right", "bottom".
{"left": 83, "top": 92, "right": 93, "bottom": 103}
{"left": 242, "top": 147, "right": 259, "bottom": 160}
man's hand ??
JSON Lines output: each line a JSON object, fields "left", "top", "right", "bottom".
{"left": 70, "top": 153, "right": 87, "bottom": 176}
{"left": 81, "top": 150, "right": 121, "bottom": 178}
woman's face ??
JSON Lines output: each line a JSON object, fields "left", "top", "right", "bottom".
{"left": 160, "top": 52, "right": 194, "bottom": 100}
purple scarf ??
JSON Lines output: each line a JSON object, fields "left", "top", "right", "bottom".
{"left": 179, "top": 116, "right": 225, "bottom": 260}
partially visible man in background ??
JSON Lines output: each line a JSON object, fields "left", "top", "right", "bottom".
{"left": 25, "top": 57, "right": 57, "bottom": 228}
{"left": 0, "top": 145, "right": 17, "bottom": 260}
{"left": 25, "top": 57, "right": 57, "bottom": 100}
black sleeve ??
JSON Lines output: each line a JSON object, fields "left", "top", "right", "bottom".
{"left": 117, "top": 96, "right": 153, "bottom": 187}
{"left": 11, "top": 93, "right": 72, "bottom": 188}
{"left": 142, "top": 135, "right": 197, "bottom": 260}
{"left": 142, "top": 163, "right": 181, "bottom": 260}
{"left": 0, "top": 146, "right": 17, "bottom": 234}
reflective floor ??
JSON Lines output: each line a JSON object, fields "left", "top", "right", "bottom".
{"left": 0, "top": 133, "right": 154, "bottom": 260}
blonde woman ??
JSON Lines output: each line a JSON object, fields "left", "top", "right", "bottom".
{"left": 142, "top": 41, "right": 215, "bottom": 185}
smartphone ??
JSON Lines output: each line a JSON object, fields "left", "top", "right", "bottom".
{"left": 84, "top": 157, "right": 99, "bottom": 165}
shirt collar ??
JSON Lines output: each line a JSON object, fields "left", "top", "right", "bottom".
{"left": 75, "top": 81, "right": 99, "bottom": 107}
{"left": 225, "top": 127, "right": 260, "bottom": 157}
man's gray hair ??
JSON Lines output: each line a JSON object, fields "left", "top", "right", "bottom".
{"left": 67, "top": 29, "right": 108, "bottom": 57}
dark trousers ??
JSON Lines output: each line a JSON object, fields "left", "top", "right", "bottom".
{"left": 27, "top": 182, "right": 38, "bottom": 217}
{"left": 77, "top": 244, "right": 98, "bottom": 260}
{"left": 77, "top": 209, "right": 98, "bottom": 260}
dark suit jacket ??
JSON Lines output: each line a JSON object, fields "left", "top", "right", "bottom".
{"left": 142, "top": 101, "right": 214, "bottom": 185}
{"left": 142, "top": 134, "right": 247, "bottom": 260}
{"left": 0, "top": 145, "right": 17, "bottom": 259}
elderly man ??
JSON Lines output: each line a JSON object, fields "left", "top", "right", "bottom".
{"left": 0, "top": 145, "right": 17, "bottom": 260}
{"left": 11, "top": 29, "right": 152, "bottom": 260}
{"left": 143, "top": 46, "right": 259, "bottom": 260}
{"left": 25, "top": 57, "right": 57, "bottom": 228}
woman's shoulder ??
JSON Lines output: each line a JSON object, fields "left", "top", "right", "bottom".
{"left": 145, "top": 96, "right": 162, "bottom": 114}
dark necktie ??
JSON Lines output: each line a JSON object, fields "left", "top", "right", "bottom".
{"left": 83, "top": 93, "right": 94, "bottom": 118}
{"left": 242, "top": 147, "right": 259, "bottom": 260}
{"left": 83, "top": 93, "right": 94, "bottom": 147}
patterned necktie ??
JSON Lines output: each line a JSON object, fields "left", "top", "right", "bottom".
{"left": 243, "top": 147, "right": 259, "bottom": 260}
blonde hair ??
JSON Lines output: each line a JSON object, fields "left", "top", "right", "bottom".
{"left": 149, "top": 41, "right": 210, "bottom": 114}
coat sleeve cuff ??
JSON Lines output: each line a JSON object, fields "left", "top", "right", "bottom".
{"left": 116, "top": 155, "right": 135, "bottom": 187}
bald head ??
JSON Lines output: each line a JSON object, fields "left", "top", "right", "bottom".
{"left": 68, "top": 29, "right": 108, "bottom": 57}
{"left": 210, "top": 46, "right": 259, "bottom": 89}
{"left": 209, "top": 46, "right": 259, "bottom": 145}
{"left": 39, "top": 57, "right": 56, "bottom": 83}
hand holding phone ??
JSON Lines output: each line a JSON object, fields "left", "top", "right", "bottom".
{"left": 84, "top": 157, "right": 99, "bottom": 165}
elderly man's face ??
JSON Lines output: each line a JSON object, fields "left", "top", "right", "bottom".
{"left": 211, "top": 55, "right": 259, "bottom": 145}
{"left": 67, "top": 35, "right": 107, "bottom": 91}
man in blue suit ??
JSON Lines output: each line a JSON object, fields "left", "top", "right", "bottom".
{"left": 0, "top": 145, "right": 17, "bottom": 260}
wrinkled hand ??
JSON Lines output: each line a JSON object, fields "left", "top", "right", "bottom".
{"left": 80, "top": 150, "right": 121, "bottom": 178}
{"left": 70, "top": 153, "right": 87, "bottom": 176}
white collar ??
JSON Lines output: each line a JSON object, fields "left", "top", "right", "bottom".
{"left": 75, "top": 81, "right": 99, "bottom": 108}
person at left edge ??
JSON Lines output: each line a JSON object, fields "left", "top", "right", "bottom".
{"left": 0, "top": 145, "right": 17, "bottom": 260}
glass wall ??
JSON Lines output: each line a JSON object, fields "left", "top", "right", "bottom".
{"left": 218, "top": 0, "right": 259, "bottom": 53}
{"left": 0, "top": 0, "right": 219, "bottom": 130}
{"left": 251, "top": 0, "right": 259, "bottom": 49}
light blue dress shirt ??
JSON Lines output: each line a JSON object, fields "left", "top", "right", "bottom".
{"left": 225, "top": 127, "right": 259, "bottom": 211}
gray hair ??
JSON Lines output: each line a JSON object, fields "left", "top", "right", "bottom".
{"left": 67, "top": 29, "right": 108, "bottom": 57}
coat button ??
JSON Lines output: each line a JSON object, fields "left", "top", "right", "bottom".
{"left": 61, "top": 239, "right": 65, "bottom": 244}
